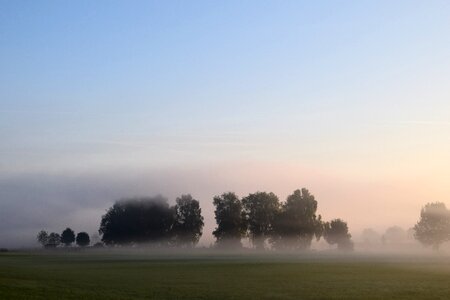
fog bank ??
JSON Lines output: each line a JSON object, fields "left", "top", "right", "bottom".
{"left": 0, "top": 162, "right": 444, "bottom": 248}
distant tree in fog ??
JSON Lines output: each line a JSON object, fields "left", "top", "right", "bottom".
{"left": 47, "top": 232, "right": 61, "bottom": 247}
{"left": 414, "top": 202, "right": 450, "bottom": 250}
{"left": 242, "top": 192, "right": 280, "bottom": 250}
{"left": 37, "top": 230, "right": 49, "bottom": 247}
{"left": 76, "top": 232, "right": 90, "bottom": 247}
{"left": 99, "top": 196, "right": 175, "bottom": 245}
{"left": 382, "top": 226, "right": 406, "bottom": 245}
{"left": 323, "top": 219, "right": 353, "bottom": 251}
{"left": 172, "top": 194, "right": 204, "bottom": 247}
{"left": 61, "top": 228, "right": 76, "bottom": 247}
{"left": 360, "top": 228, "right": 381, "bottom": 246}
{"left": 271, "top": 189, "right": 323, "bottom": 250}
{"left": 213, "top": 192, "right": 247, "bottom": 248}
{"left": 93, "top": 242, "right": 104, "bottom": 248}
{"left": 406, "top": 227, "right": 416, "bottom": 242}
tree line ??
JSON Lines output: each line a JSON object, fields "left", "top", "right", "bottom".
{"left": 211, "top": 189, "right": 352, "bottom": 250}
{"left": 37, "top": 229, "right": 91, "bottom": 248}
{"left": 37, "top": 188, "right": 450, "bottom": 251}
{"left": 99, "top": 189, "right": 353, "bottom": 250}
{"left": 37, "top": 188, "right": 352, "bottom": 250}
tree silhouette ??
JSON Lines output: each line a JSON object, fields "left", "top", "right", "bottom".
{"left": 323, "top": 219, "right": 353, "bottom": 251}
{"left": 271, "top": 188, "right": 322, "bottom": 250}
{"left": 47, "top": 232, "right": 61, "bottom": 248}
{"left": 61, "top": 228, "right": 76, "bottom": 247}
{"left": 37, "top": 230, "right": 48, "bottom": 247}
{"left": 172, "top": 194, "right": 204, "bottom": 247}
{"left": 414, "top": 202, "right": 450, "bottom": 250}
{"left": 99, "top": 196, "right": 175, "bottom": 245}
{"left": 242, "top": 192, "right": 280, "bottom": 250}
{"left": 213, "top": 192, "right": 246, "bottom": 248}
{"left": 76, "top": 232, "right": 90, "bottom": 247}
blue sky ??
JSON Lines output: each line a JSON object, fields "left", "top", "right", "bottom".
{"left": 1, "top": 1, "right": 450, "bottom": 246}
{"left": 2, "top": 0, "right": 449, "bottom": 172}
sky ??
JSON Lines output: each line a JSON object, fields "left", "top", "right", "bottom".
{"left": 1, "top": 0, "right": 450, "bottom": 247}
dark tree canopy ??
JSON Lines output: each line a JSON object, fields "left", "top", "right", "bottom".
{"left": 61, "top": 228, "right": 76, "bottom": 246}
{"left": 271, "top": 188, "right": 323, "bottom": 250}
{"left": 213, "top": 192, "right": 246, "bottom": 248}
{"left": 172, "top": 194, "right": 204, "bottom": 247}
{"left": 323, "top": 219, "right": 353, "bottom": 251}
{"left": 99, "top": 196, "right": 175, "bottom": 245}
{"left": 414, "top": 202, "right": 450, "bottom": 250}
{"left": 36, "top": 231, "right": 61, "bottom": 248}
{"left": 76, "top": 232, "right": 90, "bottom": 247}
{"left": 242, "top": 192, "right": 280, "bottom": 249}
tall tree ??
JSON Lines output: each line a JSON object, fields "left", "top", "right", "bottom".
{"left": 37, "top": 230, "right": 49, "bottom": 247}
{"left": 271, "top": 188, "right": 322, "bottom": 250}
{"left": 323, "top": 219, "right": 353, "bottom": 251}
{"left": 212, "top": 192, "right": 246, "bottom": 248}
{"left": 76, "top": 232, "right": 90, "bottom": 247}
{"left": 172, "top": 194, "right": 204, "bottom": 247}
{"left": 242, "top": 191, "right": 280, "bottom": 250}
{"left": 99, "top": 196, "right": 175, "bottom": 245}
{"left": 61, "top": 228, "right": 76, "bottom": 247}
{"left": 414, "top": 202, "right": 450, "bottom": 250}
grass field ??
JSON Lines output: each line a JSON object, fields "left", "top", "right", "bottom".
{"left": 1, "top": 250, "right": 449, "bottom": 300}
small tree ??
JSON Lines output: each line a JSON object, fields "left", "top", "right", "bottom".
{"left": 47, "top": 232, "right": 61, "bottom": 248}
{"left": 414, "top": 202, "right": 450, "bottom": 250}
{"left": 382, "top": 226, "right": 406, "bottom": 245}
{"left": 323, "top": 219, "right": 353, "bottom": 251}
{"left": 360, "top": 228, "right": 381, "bottom": 247}
{"left": 76, "top": 232, "right": 90, "bottom": 247}
{"left": 37, "top": 230, "right": 49, "bottom": 247}
{"left": 61, "top": 228, "right": 76, "bottom": 247}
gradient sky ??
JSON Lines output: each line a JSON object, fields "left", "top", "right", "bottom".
{"left": 1, "top": 1, "right": 450, "bottom": 247}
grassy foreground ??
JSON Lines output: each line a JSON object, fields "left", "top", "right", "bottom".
{"left": 0, "top": 251, "right": 449, "bottom": 300}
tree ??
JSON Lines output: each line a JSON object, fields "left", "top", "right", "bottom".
{"left": 99, "top": 196, "right": 175, "bottom": 245}
{"left": 212, "top": 192, "right": 246, "bottom": 248}
{"left": 172, "top": 194, "right": 204, "bottom": 247}
{"left": 61, "top": 228, "right": 76, "bottom": 247}
{"left": 382, "top": 226, "right": 406, "bottom": 245}
{"left": 47, "top": 232, "right": 61, "bottom": 248}
{"left": 37, "top": 230, "right": 49, "bottom": 247}
{"left": 271, "top": 188, "right": 323, "bottom": 250}
{"left": 76, "top": 232, "right": 90, "bottom": 247}
{"left": 323, "top": 219, "right": 353, "bottom": 251}
{"left": 414, "top": 202, "right": 450, "bottom": 250}
{"left": 360, "top": 228, "right": 381, "bottom": 247}
{"left": 242, "top": 191, "right": 280, "bottom": 250}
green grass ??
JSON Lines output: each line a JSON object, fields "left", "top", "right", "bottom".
{"left": 0, "top": 251, "right": 449, "bottom": 299}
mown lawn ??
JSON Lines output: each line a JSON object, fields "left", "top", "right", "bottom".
{"left": 0, "top": 251, "right": 449, "bottom": 299}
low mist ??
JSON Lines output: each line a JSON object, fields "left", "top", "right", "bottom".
{"left": 0, "top": 163, "right": 448, "bottom": 253}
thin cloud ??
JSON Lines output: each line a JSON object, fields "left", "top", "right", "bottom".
{"left": 0, "top": 109, "right": 156, "bottom": 118}
{"left": 379, "top": 120, "right": 450, "bottom": 126}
